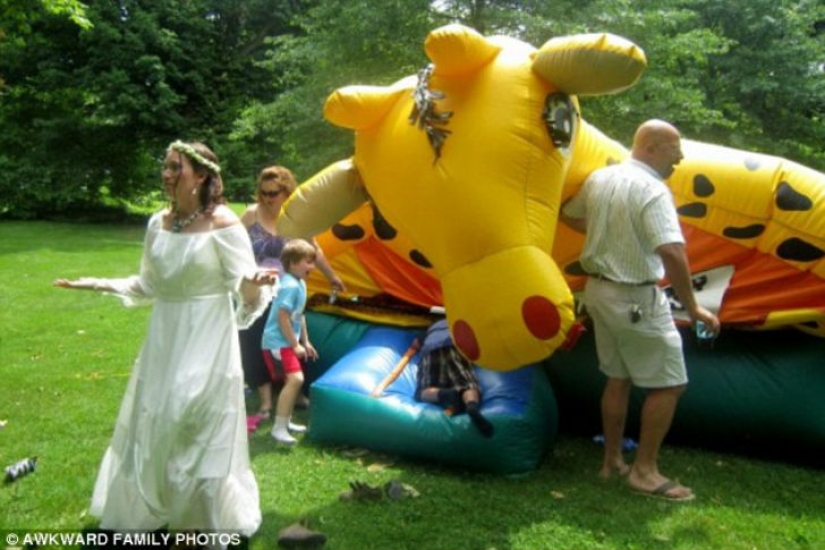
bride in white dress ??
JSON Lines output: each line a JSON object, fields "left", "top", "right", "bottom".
{"left": 54, "top": 141, "right": 275, "bottom": 539}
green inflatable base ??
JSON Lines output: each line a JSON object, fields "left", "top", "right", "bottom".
{"left": 305, "top": 313, "right": 559, "bottom": 474}
{"left": 310, "top": 382, "right": 556, "bottom": 475}
{"left": 305, "top": 310, "right": 372, "bottom": 384}
{"left": 546, "top": 325, "right": 825, "bottom": 467}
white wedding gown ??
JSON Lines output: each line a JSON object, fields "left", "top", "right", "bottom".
{"left": 88, "top": 212, "right": 269, "bottom": 535}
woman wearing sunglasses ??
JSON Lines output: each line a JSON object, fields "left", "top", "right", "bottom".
{"left": 239, "top": 166, "right": 345, "bottom": 428}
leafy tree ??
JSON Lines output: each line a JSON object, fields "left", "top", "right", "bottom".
{"left": 557, "top": 0, "right": 736, "bottom": 143}
{"left": 695, "top": 0, "right": 825, "bottom": 167}
{"left": 431, "top": 0, "right": 555, "bottom": 37}
{"left": 513, "top": 0, "right": 824, "bottom": 169}
{"left": 1, "top": 0, "right": 823, "bottom": 218}
{"left": 229, "top": 0, "right": 433, "bottom": 180}
{"left": 0, "top": 0, "right": 304, "bottom": 218}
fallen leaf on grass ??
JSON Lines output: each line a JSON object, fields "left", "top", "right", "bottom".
{"left": 340, "top": 447, "right": 369, "bottom": 459}
{"left": 367, "top": 462, "right": 392, "bottom": 473}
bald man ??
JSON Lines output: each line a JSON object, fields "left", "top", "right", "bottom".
{"left": 561, "top": 119, "right": 720, "bottom": 502}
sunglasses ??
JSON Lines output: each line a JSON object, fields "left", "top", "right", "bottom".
{"left": 260, "top": 187, "right": 289, "bottom": 198}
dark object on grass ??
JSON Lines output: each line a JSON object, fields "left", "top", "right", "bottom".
{"left": 592, "top": 435, "right": 638, "bottom": 452}
{"left": 383, "top": 479, "right": 420, "bottom": 500}
{"left": 4, "top": 456, "right": 37, "bottom": 484}
{"left": 277, "top": 522, "right": 326, "bottom": 548}
{"left": 339, "top": 480, "right": 384, "bottom": 501}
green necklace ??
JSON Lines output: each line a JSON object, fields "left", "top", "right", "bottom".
{"left": 171, "top": 208, "right": 202, "bottom": 232}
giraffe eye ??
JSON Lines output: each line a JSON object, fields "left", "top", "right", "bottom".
{"left": 542, "top": 92, "right": 577, "bottom": 154}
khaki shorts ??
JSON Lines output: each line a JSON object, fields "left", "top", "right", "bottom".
{"left": 583, "top": 278, "right": 687, "bottom": 388}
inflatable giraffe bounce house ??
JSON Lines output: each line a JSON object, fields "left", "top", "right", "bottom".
{"left": 274, "top": 24, "right": 824, "bottom": 472}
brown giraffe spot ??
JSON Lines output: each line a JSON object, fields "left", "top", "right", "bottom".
{"left": 776, "top": 238, "right": 824, "bottom": 262}
{"left": 776, "top": 182, "right": 813, "bottom": 211}
{"left": 723, "top": 224, "right": 765, "bottom": 239}
{"left": 409, "top": 250, "right": 432, "bottom": 268}
{"left": 371, "top": 204, "right": 397, "bottom": 240}
{"left": 677, "top": 202, "right": 707, "bottom": 218}
{"left": 332, "top": 223, "right": 366, "bottom": 241}
{"left": 693, "top": 174, "right": 715, "bottom": 197}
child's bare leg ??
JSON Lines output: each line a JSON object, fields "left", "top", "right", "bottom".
{"left": 272, "top": 372, "right": 304, "bottom": 444}
{"left": 257, "top": 382, "right": 272, "bottom": 416}
{"left": 276, "top": 372, "right": 303, "bottom": 418}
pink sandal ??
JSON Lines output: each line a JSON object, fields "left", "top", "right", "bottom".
{"left": 246, "top": 414, "right": 265, "bottom": 433}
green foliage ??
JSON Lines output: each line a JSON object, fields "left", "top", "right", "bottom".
{"left": 0, "top": 0, "right": 89, "bottom": 44}
{"left": 568, "top": 0, "right": 825, "bottom": 162}
{"left": 572, "top": 3, "right": 736, "bottom": 142}
{"left": 41, "top": 0, "right": 91, "bottom": 29}
{"left": 230, "top": 0, "right": 433, "bottom": 179}
{"left": 0, "top": 0, "right": 301, "bottom": 218}
{"left": 695, "top": 0, "right": 825, "bottom": 160}
{"left": 432, "top": 0, "right": 558, "bottom": 38}
{"left": 1, "top": 0, "right": 824, "bottom": 218}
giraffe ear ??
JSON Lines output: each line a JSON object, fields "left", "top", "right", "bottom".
{"left": 531, "top": 33, "right": 646, "bottom": 95}
{"left": 276, "top": 159, "right": 367, "bottom": 238}
{"left": 425, "top": 24, "right": 501, "bottom": 77}
{"left": 324, "top": 78, "right": 415, "bottom": 130}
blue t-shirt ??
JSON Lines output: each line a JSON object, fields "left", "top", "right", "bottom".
{"left": 262, "top": 272, "right": 307, "bottom": 351}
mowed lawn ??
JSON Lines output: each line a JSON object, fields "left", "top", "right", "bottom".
{"left": 1, "top": 220, "right": 823, "bottom": 550}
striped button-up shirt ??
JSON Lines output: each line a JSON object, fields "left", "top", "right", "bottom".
{"left": 562, "top": 159, "right": 684, "bottom": 284}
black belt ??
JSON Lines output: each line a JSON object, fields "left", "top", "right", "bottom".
{"left": 588, "top": 273, "right": 657, "bottom": 287}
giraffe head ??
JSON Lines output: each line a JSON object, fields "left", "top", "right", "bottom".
{"left": 285, "top": 24, "right": 646, "bottom": 369}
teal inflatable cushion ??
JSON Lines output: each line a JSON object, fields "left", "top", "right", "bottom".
{"left": 304, "top": 311, "right": 372, "bottom": 385}
{"left": 309, "top": 325, "right": 559, "bottom": 474}
{"left": 546, "top": 326, "right": 825, "bottom": 467}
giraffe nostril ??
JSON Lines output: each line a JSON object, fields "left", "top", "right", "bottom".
{"left": 522, "top": 295, "right": 561, "bottom": 340}
{"left": 452, "top": 320, "right": 480, "bottom": 362}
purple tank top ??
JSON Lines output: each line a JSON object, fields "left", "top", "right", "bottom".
{"left": 248, "top": 221, "right": 287, "bottom": 270}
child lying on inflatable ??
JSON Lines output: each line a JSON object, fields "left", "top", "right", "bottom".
{"left": 415, "top": 320, "right": 494, "bottom": 437}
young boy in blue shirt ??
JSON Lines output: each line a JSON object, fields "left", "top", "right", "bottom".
{"left": 262, "top": 239, "right": 318, "bottom": 444}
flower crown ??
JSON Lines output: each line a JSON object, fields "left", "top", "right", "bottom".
{"left": 168, "top": 140, "right": 221, "bottom": 174}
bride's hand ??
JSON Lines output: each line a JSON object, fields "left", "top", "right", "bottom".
{"left": 247, "top": 270, "right": 279, "bottom": 286}
{"left": 53, "top": 278, "right": 97, "bottom": 290}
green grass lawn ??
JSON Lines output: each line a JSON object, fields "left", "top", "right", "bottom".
{"left": 1, "top": 220, "right": 823, "bottom": 550}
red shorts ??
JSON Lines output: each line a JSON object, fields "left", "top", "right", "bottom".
{"left": 264, "top": 347, "right": 303, "bottom": 376}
